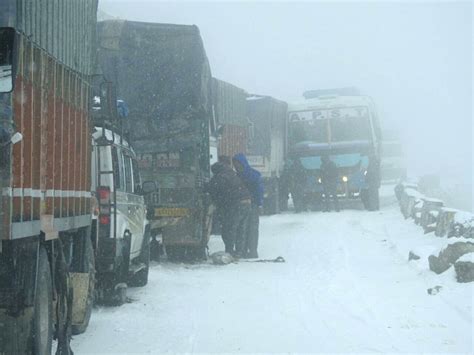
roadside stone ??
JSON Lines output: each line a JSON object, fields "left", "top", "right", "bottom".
{"left": 408, "top": 251, "right": 420, "bottom": 261}
{"left": 454, "top": 253, "right": 474, "bottom": 283}
{"left": 428, "top": 242, "right": 474, "bottom": 274}
{"left": 427, "top": 285, "right": 442, "bottom": 295}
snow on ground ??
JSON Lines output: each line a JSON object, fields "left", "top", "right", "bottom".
{"left": 73, "top": 190, "right": 473, "bottom": 354}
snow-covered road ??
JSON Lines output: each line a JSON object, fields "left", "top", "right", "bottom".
{"left": 73, "top": 192, "right": 473, "bottom": 354}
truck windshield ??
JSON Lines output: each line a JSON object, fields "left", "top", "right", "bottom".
{"left": 289, "top": 106, "right": 372, "bottom": 146}
{"left": 0, "top": 28, "right": 14, "bottom": 93}
{"left": 289, "top": 118, "right": 328, "bottom": 145}
{"left": 330, "top": 115, "right": 371, "bottom": 142}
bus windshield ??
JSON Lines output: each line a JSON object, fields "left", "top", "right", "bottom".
{"left": 289, "top": 118, "right": 328, "bottom": 145}
{"left": 289, "top": 106, "right": 372, "bottom": 146}
{"left": 330, "top": 115, "right": 371, "bottom": 142}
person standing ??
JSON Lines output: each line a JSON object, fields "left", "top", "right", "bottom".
{"left": 321, "top": 155, "right": 340, "bottom": 212}
{"left": 289, "top": 158, "right": 308, "bottom": 213}
{"left": 232, "top": 153, "right": 264, "bottom": 259}
{"left": 206, "top": 162, "right": 252, "bottom": 256}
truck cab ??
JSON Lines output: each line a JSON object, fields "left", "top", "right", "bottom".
{"left": 287, "top": 92, "right": 382, "bottom": 210}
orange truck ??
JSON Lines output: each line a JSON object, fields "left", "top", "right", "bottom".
{"left": 0, "top": 1, "right": 98, "bottom": 354}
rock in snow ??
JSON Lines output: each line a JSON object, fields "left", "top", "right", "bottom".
{"left": 428, "top": 241, "right": 474, "bottom": 274}
{"left": 408, "top": 251, "right": 421, "bottom": 261}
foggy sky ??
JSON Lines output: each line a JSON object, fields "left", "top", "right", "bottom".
{"left": 99, "top": 0, "right": 472, "bottom": 205}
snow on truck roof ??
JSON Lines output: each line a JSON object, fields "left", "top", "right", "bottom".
{"left": 288, "top": 95, "right": 375, "bottom": 112}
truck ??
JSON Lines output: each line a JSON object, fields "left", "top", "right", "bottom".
{"left": 97, "top": 21, "right": 214, "bottom": 260}
{"left": 286, "top": 89, "right": 382, "bottom": 211}
{"left": 0, "top": 1, "right": 98, "bottom": 353}
{"left": 211, "top": 78, "right": 249, "bottom": 158}
{"left": 380, "top": 129, "right": 407, "bottom": 183}
{"left": 246, "top": 95, "right": 288, "bottom": 214}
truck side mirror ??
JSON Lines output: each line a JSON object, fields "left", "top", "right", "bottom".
{"left": 142, "top": 181, "right": 158, "bottom": 194}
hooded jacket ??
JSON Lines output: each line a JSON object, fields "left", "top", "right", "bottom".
{"left": 233, "top": 153, "right": 264, "bottom": 207}
{"left": 206, "top": 162, "right": 251, "bottom": 208}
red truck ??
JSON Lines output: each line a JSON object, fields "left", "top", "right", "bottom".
{"left": 0, "top": 1, "right": 98, "bottom": 354}
{"left": 212, "top": 78, "right": 249, "bottom": 158}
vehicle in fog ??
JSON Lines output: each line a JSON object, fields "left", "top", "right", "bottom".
{"left": 90, "top": 83, "right": 151, "bottom": 304}
{"left": 0, "top": 1, "right": 98, "bottom": 353}
{"left": 246, "top": 95, "right": 288, "bottom": 214}
{"left": 211, "top": 78, "right": 249, "bottom": 160}
{"left": 380, "top": 130, "right": 407, "bottom": 183}
{"left": 97, "top": 21, "right": 214, "bottom": 259}
{"left": 287, "top": 88, "right": 382, "bottom": 210}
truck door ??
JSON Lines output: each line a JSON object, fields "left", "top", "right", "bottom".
{"left": 123, "top": 154, "right": 145, "bottom": 258}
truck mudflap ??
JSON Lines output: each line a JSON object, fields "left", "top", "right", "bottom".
{"left": 70, "top": 272, "right": 90, "bottom": 326}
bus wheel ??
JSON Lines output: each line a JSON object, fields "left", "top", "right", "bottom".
{"left": 72, "top": 235, "right": 95, "bottom": 335}
{"left": 33, "top": 247, "right": 53, "bottom": 355}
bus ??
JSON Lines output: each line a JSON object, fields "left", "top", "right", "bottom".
{"left": 286, "top": 91, "right": 382, "bottom": 210}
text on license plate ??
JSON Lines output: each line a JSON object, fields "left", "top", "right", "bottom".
{"left": 155, "top": 208, "right": 189, "bottom": 217}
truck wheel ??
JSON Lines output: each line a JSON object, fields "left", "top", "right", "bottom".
{"left": 33, "top": 247, "right": 53, "bottom": 355}
{"left": 71, "top": 236, "right": 95, "bottom": 335}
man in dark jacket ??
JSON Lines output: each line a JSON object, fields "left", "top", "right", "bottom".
{"left": 232, "top": 153, "right": 264, "bottom": 259}
{"left": 289, "top": 158, "right": 308, "bottom": 213}
{"left": 321, "top": 155, "right": 340, "bottom": 212}
{"left": 206, "top": 162, "right": 252, "bottom": 255}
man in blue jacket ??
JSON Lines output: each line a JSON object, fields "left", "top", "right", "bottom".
{"left": 232, "top": 153, "right": 264, "bottom": 258}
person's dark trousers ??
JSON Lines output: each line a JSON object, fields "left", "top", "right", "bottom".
{"left": 221, "top": 201, "right": 251, "bottom": 255}
{"left": 244, "top": 204, "right": 260, "bottom": 258}
{"left": 220, "top": 207, "right": 239, "bottom": 254}
{"left": 323, "top": 185, "right": 340, "bottom": 212}
{"left": 234, "top": 201, "right": 251, "bottom": 256}
{"left": 292, "top": 190, "right": 306, "bottom": 213}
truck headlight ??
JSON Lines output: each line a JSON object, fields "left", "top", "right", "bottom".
{"left": 364, "top": 170, "right": 367, "bottom": 176}
{"left": 317, "top": 177, "right": 322, "bottom": 184}
{"left": 342, "top": 176, "right": 348, "bottom": 182}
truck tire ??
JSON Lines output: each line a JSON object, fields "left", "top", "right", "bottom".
{"left": 33, "top": 247, "right": 53, "bottom": 355}
{"left": 71, "top": 236, "right": 95, "bottom": 335}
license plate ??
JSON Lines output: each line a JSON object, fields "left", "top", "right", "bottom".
{"left": 155, "top": 208, "right": 189, "bottom": 217}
